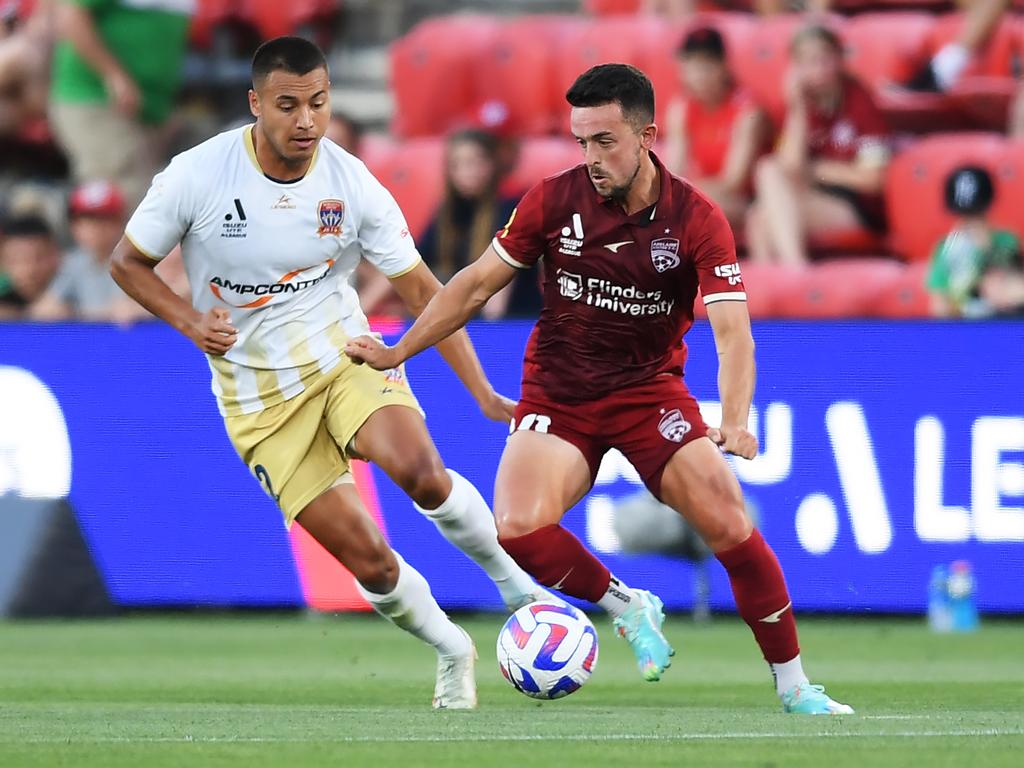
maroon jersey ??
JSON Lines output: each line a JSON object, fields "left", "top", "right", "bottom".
{"left": 492, "top": 153, "right": 745, "bottom": 403}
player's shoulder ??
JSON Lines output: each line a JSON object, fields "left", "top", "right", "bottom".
{"left": 667, "top": 168, "right": 719, "bottom": 220}
{"left": 160, "top": 124, "right": 248, "bottom": 185}
{"left": 521, "top": 162, "right": 588, "bottom": 213}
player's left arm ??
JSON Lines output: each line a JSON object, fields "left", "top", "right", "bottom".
{"left": 706, "top": 300, "right": 758, "bottom": 460}
{"left": 387, "top": 260, "right": 515, "bottom": 423}
{"left": 693, "top": 200, "right": 758, "bottom": 460}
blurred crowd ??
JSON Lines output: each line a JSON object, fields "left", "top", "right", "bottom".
{"left": 1, "top": 0, "right": 1023, "bottom": 323}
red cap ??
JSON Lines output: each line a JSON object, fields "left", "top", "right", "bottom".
{"left": 69, "top": 180, "right": 125, "bottom": 218}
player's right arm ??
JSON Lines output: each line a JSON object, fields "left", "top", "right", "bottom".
{"left": 110, "top": 152, "right": 238, "bottom": 355}
{"left": 110, "top": 240, "right": 237, "bottom": 355}
{"left": 345, "top": 246, "right": 516, "bottom": 370}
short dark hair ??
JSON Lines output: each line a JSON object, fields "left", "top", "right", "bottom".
{"left": 252, "top": 36, "right": 328, "bottom": 86}
{"left": 678, "top": 26, "right": 726, "bottom": 61}
{"left": 565, "top": 63, "right": 655, "bottom": 129}
{"left": 1, "top": 214, "right": 53, "bottom": 240}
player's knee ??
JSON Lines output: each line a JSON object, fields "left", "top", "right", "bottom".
{"left": 355, "top": 545, "right": 399, "bottom": 594}
{"left": 495, "top": 509, "right": 540, "bottom": 541}
{"left": 397, "top": 453, "right": 450, "bottom": 510}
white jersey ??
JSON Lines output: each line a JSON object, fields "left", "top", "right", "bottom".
{"left": 125, "top": 125, "right": 420, "bottom": 417}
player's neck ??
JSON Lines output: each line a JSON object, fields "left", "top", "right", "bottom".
{"left": 618, "top": 155, "right": 660, "bottom": 217}
{"left": 252, "top": 125, "right": 312, "bottom": 182}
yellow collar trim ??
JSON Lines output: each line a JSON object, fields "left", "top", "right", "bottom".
{"left": 244, "top": 124, "right": 319, "bottom": 179}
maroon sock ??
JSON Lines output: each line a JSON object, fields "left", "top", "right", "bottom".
{"left": 499, "top": 524, "right": 611, "bottom": 603}
{"left": 715, "top": 528, "right": 800, "bottom": 664}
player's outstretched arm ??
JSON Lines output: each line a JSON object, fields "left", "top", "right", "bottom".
{"left": 706, "top": 300, "right": 759, "bottom": 460}
{"left": 110, "top": 237, "right": 237, "bottom": 355}
{"left": 346, "top": 248, "right": 517, "bottom": 421}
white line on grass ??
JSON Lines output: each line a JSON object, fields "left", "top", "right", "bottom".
{"left": 7, "top": 730, "right": 1023, "bottom": 744}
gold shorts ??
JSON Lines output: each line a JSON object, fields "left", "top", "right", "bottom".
{"left": 223, "top": 359, "right": 421, "bottom": 525}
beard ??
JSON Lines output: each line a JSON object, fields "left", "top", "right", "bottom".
{"left": 591, "top": 153, "right": 643, "bottom": 202}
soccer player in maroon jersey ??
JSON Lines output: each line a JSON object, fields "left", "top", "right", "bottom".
{"left": 347, "top": 64, "right": 853, "bottom": 714}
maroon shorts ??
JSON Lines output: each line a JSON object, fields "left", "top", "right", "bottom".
{"left": 513, "top": 375, "right": 709, "bottom": 499}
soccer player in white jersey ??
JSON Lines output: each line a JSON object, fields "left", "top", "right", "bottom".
{"left": 110, "top": 36, "right": 545, "bottom": 709}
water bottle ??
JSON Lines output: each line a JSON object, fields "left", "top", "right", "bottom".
{"left": 947, "top": 560, "right": 979, "bottom": 633}
{"left": 928, "top": 564, "right": 952, "bottom": 633}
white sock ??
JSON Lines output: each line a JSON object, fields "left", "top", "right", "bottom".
{"left": 596, "top": 575, "right": 637, "bottom": 619}
{"left": 356, "top": 550, "right": 471, "bottom": 657}
{"left": 416, "top": 469, "right": 539, "bottom": 606}
{"left": 932, "top": 44, "right": 970, "bottom": 91}
{"left": 771, "top": 654, "right": 810, "bottom": 697}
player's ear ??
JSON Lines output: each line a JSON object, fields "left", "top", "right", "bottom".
{"left": 248, "top": 89, "right": 260, "bottom": 119}
{"left": 640, "top": 122, "right": 658, "bottom": 151}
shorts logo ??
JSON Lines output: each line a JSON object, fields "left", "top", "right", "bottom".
{"left": 316, "top": 199, "right": 345, "bottom": 237}
{"left": 556, "top": 269, "right": 584, "bottom": 301}
{"left": 658, "top": 408, "right": 691, "bottom": 443}
{"left": 253, "top": 464, "right": 281, "bottom": 503}
{"left": 381, "top": 367, "right": 405, "bottom": 393}
{"left": 650, "top": 237, "right": 680, "bottom": 273}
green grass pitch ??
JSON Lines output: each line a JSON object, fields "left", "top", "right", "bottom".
{"left": 1, "top": 614, "right": 1021, "bottom": 767}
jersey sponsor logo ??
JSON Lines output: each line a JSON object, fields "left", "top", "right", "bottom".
{"left": 603, "top": 240, "right": 634, "bottom": 253}
{"left": 208, "top": 259, "right": 336, "bottom": 309}
{"left": 556, "top": 270, "right": 584, "bottom": 301}
{"left": 221, "top": 198, "right": 248, "bottom": 239}
{"left": 650, "top": 237, "right": 680, "bottom": 273}
{"left": 714, "top": 263, "right": 743, "bottom": 286}
{"left": 272, "top": 194, "right": 296, "bottom": 210}
{"left": 558, "top": 213, "right": 585, "bottom": 257}
{"left": 658, "top": 408, "right": 691, "bottom": 443}
{"left": 316, "top": 199, "right": 345, "bottom": 237}
{"left": 556, "top": 269, "right": 676, "bottom": 317}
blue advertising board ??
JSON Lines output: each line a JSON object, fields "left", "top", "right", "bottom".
{"left": 1, "top": 320, "right": 1022, "bottom": 613}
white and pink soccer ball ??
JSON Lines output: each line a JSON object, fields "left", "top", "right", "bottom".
{"left": 497, "top": 601, "right": 599, "bottom": 699}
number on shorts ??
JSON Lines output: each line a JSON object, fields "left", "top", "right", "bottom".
{"left": 512, "top": 413, "right": 552, "bottom": 434}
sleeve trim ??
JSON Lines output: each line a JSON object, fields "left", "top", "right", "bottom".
{"left": 384, "top": 254, "right": 422, "bottom": 279}
{"left": 124, "top": 231, "right": 165, "bottom": 261}
{"left": 703, "top": 291, "right": 747, "bottom": 305}
{"left": 491, "top": 237, "right": 529, "bottom": 270}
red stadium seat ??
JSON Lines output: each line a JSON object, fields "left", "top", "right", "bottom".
{"left": 506, "top": 138, "right": 581, "bottom": 197}
{"left": 885, "top": 132, "right": 1007, "bottom": 262}
{"left": 390, "top": 16, "right": 499, "bottom": 138}
{"left": 844, "top": 13, "right": 933, "bottom": 91}
{"left": 773, "top": 259, "right": 905, "bottom": 318}
{"left": 472, "top": 16, "right": 582, "bottom": 137}
{"left": 190, "top": 0, "right": 238, "bottom": 49}
{"left": 362, "top": 138, "right": 445, "bottom": 239}
{"left": 583, "top": 0, "right": 643, "bottom": 13}
{"left": 988, "top": 138, "right": 1024, "bottom": 236}
{"left": 240, "top": 0, "right": 340, "bottom": 41}
{"left": 872, "top": 262, "right": 932, "bottom": 318}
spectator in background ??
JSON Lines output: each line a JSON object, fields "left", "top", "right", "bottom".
{"left": 0, "top": 214, "right": 60, "bottom": 319}
{"left": 664, "top": 26, "right": 767, "bottom": 230}
{"left": 746, "top": 25, "right": 891, "bottom": 266}
{"left": 31, "top": 179, "right": 146, "bottom": 322}
{"left": 927, "top": 166, "right": 1024, "bottom": 318}
{"left": 49, "top": 0, "right": 193, "bottom": 207}
{"left": 418, "top": 129, "right": 541, "bottom": 319}
{"left": 325, "top": 110, "right": 364, "bottom": 156}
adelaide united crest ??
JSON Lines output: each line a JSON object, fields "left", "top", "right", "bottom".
{"left": 316, "top": 199, "right": 345, "bottom": 237}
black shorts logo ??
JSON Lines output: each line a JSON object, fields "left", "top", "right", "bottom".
{"left": 254, "top": 464, "right": 281, "bottom": 503}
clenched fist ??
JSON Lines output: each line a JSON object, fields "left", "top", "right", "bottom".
{"left": 189, "top": 307, "right": 237, "bottom": 356}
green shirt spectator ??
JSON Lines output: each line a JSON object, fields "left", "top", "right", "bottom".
{"left": 926, "top": 165, "right": 1024, "bottom": 318}
{"left": 51, "top": 0, "right": 191, "bottom": 125}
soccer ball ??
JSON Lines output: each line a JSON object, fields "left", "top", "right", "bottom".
{"left": 497, "top": 600, "right": 599, "bottom": 699}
